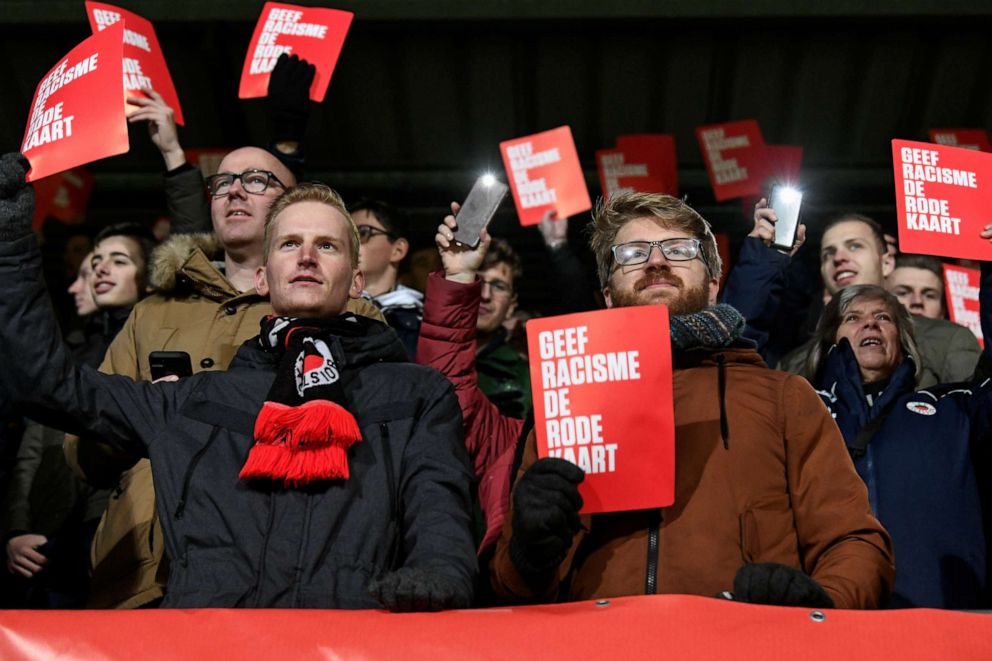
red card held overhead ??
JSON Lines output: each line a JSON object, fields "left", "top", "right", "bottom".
{"left": 239, "top": 2, "right": 353, "bottom": 102}
{"left": 928, "top": 128, "right": 991, "bottom": 153}
{"left": 695, "top": 119, "right": 766, "bottom": 201}
{"left": 500, "top": 126, "right": 591, "bottom": 226}
{"left": 597, "top": 134, "right": 678, "bottom": 198}
{"left": 526, "top": 306, "right": 675, "bottom": 514}
{"left": 85, "top": 2, "right": 184, "bottom": 125}
{"left": 943, "top": 264, "right": 984, "bottom": 348}
{"left": 892, "top": 139, "right": 992, "bottom": 261}
{"left": 21, "top": 23, "right": 128, "bottom": 183}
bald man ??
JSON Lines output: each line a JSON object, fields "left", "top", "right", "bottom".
{"left": 65, "top": 146, "right": 381, "bottom": 608}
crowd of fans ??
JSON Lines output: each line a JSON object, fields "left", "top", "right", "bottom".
{"left": 1, "top": 53, "right": 989, "bottom": 613}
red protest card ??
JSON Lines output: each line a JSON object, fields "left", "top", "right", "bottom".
{"left": 892, "top": 139, "right": 992, "bottom": 261}
{"left": 928, "top": 129, "right": 991, "bottom": 153}
{"left": 500, "top": 126, "right": 591, "bottom": 226}
{"left": 85, "top": 2, "right": 184, "bottom": 125}
{"left": 759, "top": 144, "right": 803, "bottom": 184}
{"left": 597, "top": 134, "right": 679, "bottom": 198}
{"left": 943, "top": 264, "right": 984, "bottom": 348}
{"left": 526, "top": 306, "right": 675, "bottom": 514}
{"left": 695, "top": 120, "right": 766, "bottom": 201}
{"left": 238, "top": 2, "right": 353, "bottom": 102}
{"left": 30, "top": 167, "right": 95, "bottom": 229}
{"left": 21, "top": 23, "right": 128, "bottom": 183}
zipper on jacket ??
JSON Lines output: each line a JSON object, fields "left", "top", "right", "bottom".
{"left": 716, "top": 354, "right": 730, "bottom": 449}
{"left": 379, "top": 422, "right": 402, "bottom": 571}
{"left": 290, "top": 493, "right": 315, "bottom": 607}
{"left": 174, "top": 428, "right": 222, "bottom": 520}
{"left": 645, "top": 509, "right": 662, "bottom": 594}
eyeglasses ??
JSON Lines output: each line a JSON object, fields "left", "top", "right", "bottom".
{"left": 480, "top": 278, "right": 512, "bottom": 296}
{"left": 356, "top": 224, "right": 396, "bottom": 244}
{"left": 206, "top": 170, "right": 286, "bottom": 197}
{"left": 611, "top": 238, "right": 705, "bottom": 271}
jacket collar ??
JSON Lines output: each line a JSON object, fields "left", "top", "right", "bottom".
{"left": 149, "top": 232, "right": 262, "bottom": 303}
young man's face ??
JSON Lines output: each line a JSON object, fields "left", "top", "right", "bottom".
{"left": 820, "top": 220, "right": 894, "bottom": 295}
{"left": 67, "top": 252, "right": 98, "bottom": 317}
{"left": 210, "top": 147, "right": 295, "bottom": 255}
{"left": 603, "top": 217, "right": 718, "bottom": 315}
{"left": 255, "top": 201, "right": 364, "bottom": 318}
{"left": 353, "top": 209, "right": 406, "bottom": 283}
{"left": 476, "top": 261, "right": 517, "bottom": 335}
{"left": 91, "top": 236, "right": 144, "bottom": 309}
{"left": 886, "top": 266, "right": 944, "bottom": 319}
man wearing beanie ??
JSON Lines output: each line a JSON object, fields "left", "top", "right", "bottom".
{"left": 0, "top": 154, "right": 476, "bottom": 610}
{"left": 426, "top": 191, "right": 893, "bottom": 609}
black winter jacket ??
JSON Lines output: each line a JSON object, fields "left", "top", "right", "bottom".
{"left": 0, "top": 234, "right": 477, "bottom": 609}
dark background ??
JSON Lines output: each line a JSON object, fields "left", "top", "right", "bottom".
{"left": 2, "top": 0, "right": 991, "bottom": 310}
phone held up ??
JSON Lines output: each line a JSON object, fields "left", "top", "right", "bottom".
{"left": 768, "top": 184, "right": 803, "bottom": 253}
{"left": 149, "top": 351, "right": 193, "bottom": 381}
{"left": 452, "top": 175, "right": 509, "bottom": 249}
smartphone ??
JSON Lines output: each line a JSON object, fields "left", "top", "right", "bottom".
{"left": 768, "top": 184, "right": 803, "bottom": 253}
{"left": 149, "top": 351, "right": 193, "bottom": 380}
{"left": 452, "top": 175, "right": 509, "bottom": 248}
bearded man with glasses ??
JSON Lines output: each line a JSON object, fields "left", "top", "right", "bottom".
{"left": 484, "top": 192, "right": 894, "bottom": 610}
{"left": 63, "top": 147, "right": 382, "bottom": 609}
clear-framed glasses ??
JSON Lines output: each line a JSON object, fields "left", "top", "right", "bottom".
{"left": 356, "top": 224, "right": 396, "bottom": 244}
{"left": 206, "top": 169, "right": 286, "bottom": 197}
{"left": 480, "top": 277, "right": 512, "bottom": 297}
{"left": 611, "top": 238, "right": 703, "bottom": 270}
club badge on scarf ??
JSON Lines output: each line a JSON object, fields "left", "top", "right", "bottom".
{"left": 240, "top": 316, "right": 363, "bottom": 486}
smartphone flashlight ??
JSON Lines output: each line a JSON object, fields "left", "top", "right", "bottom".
{"left": 480, "top": 173, "right": 496, "bottom": 187}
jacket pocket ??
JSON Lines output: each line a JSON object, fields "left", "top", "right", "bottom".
{"left": 739, "top": 507, "right": 801, "bottom": 567}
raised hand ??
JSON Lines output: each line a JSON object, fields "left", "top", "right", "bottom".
{"left": 435, "top": 201, "right": 492, "bottom": 284}
{"left": 127, "top": 89, "right": 184, "bottom": 170}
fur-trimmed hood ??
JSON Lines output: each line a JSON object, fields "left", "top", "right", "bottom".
{"left": 149, "top": 232, "right": 223, "bottom": 293}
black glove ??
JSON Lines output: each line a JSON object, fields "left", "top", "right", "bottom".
{"left": 0, "top": 153, "right": 34, "bottom": 242}
{"left": 732, "top": 562, "right": 834, "bottom": 608}
{"left": 267, "top": 53, "right": 316, "bottom": 145}
{"left": 508, "top": 457, "right": 585, "bottom": 576}
{"left": 368, "top": 567, "right": 469, "bottom": 612}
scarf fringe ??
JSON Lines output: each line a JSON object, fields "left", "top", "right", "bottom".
{"left": 240, "top": 400, "right": 362, "bottom": 485}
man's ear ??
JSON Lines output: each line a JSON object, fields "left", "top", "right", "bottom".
{"left": 881, "top": 251, "right": 895, "bottom": 278}
{"left": 389, "top": 237, "right": 409, "bottom": 265}
{"left": 506, "top": 293, "right": 518, "bottom": 320}
{"left": 349, "top": 268, "right": 365, "bottom": 299}
{"left": 708, "top": 276, "right": 720, "bottom": 305}
{"left": 603, "top": 287, "right": 614, "bottom": 308}
{"left": 255, "top": 265, "right": 269, "bottom": 296}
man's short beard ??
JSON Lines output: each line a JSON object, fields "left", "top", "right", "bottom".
{"left": 609, "top": 279, "right": 712, "bottom": 316}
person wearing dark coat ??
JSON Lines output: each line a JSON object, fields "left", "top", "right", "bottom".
{"left": 803, "top": 280, "right": 992, "bottom": 608}
{"left": 0, "top": 158, "right": 476, "bottom": 611}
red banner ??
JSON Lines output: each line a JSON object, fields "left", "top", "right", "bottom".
{"left": 696, "top": 119, "right": 766, "bottom": 201}
{"left": 85, "top": 1, "right": 184, "bottom": 125}
{"left": 238, "top": 2, "right": 353, "bottom": 102}
{"left": 1, "top": 596, "right": 990, "bottom": 660}
{"left": 928, "top": 128, "right": 991, "bottom": 153}
{"left": 892, "top": 139, "right": 992, "bottom": 261}
{"left": 526, "top": 306, "right": 674, "bottom": 514}
{"left": 31, "top": 167, "right": 95, "bottom": 228}
{"left": 21, "top": 23, "right": 128, "bottom": 182}
{"left": 943, "top": 264, "right": 984, "bottom": 348}
{"left": 596, "top": 134, "right": 678, "bottom": 198}
{"left": 500, "top": 125, "right": 591, "bottom": 226}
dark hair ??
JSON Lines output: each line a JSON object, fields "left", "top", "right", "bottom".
{"left": 893, "top": 253, "right": 943, "bottom": 279}
{"left": 481, "top": 238, "right": 523, "bottom": 292}
{"left": 93, "top": 222, "right": 157, "bottom": 285}
{"left": 822, "top": 213, "right": 887, "bottom": 255}
{"left": 347, "top": 198, "right": 410, "bottom": 240}
{"left": 803, "top": 284, "right": 922, "bottom": 385}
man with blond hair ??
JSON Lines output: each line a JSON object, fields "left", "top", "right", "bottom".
{"left": 486, "top": 191, "right": 894, "bottom": 609}
{"left": 0, "top": 155, "right": 475, "bottom": 610}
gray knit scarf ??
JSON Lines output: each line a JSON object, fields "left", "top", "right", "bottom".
{"left": 669, "top": 304, "right": 745, "bottom": 352}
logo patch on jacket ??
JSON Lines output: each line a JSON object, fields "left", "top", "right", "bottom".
{"left": 906, "top": 401, "right": 936, "bottom": 416}
{"left": 294, "top": 337, "right": 340, "bottom": 396}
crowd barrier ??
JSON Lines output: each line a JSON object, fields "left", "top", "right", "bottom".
{"left": 1, "top": 594, "right": 990, "bottom": 659}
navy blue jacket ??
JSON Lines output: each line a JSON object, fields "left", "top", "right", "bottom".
{"left": 814, "top": 340, "right": 991, "bottom": 608}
